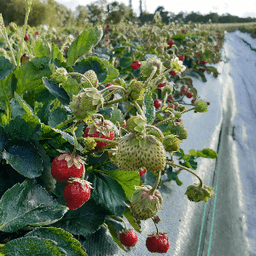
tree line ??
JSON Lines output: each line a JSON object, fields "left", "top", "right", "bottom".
{"left": 0, "top": 0, "right": 255, "bottom": 28}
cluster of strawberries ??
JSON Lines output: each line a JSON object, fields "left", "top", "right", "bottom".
{"left": 119, "top": 229, "right": 169, "bottom": 253}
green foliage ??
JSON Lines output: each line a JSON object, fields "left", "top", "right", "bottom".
{"left": 0, "top": 179, "right": 68, "bottom": 233}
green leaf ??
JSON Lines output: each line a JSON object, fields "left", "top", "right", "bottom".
{"left": 14, "top": 57, "right": 51, "bottom": 95}
{"left": 0, "top": 179, "right": 68, "bottom": 233}
{"left": 33, "top": 40, "right": 50, "bottom": 58}
{"left": 197, "top": 148, "right": 218, "bottom": 159}
{"left": 0, "top": 73, "right": 14, "bottom": 102}
{"left": 0, "top": 236, "right": 66, "bottom": 255}
{"left": 53, "top": 199, "right": 108, "bottom": 236}
{"left": 51, "top": 43, "right": 65, "bottom": 63}
{"left": 40, "top": 124, "right": 83, "bottom": 152}
{"left": 166, "top": 169, "right": 183, "bottom": 186}
{"left": 61, "top": 77, "right": 80, "bottom": 98}
{"left": 2, "top": 140, "right": 43, "bottom": 178}
{"left": 110, "top": 107, "right": 123, "bottom": 124}
{"left": 73, "top": 56, "right": 108, "bottom": 83}
{"left": 88, "top": 172, "right": 126, "bottom": 216}
{"left": 25, "top": 227, "right": 88, "bottom": 256}
{"left": 123, "top": 208, "right": 141, "bottom": 233}
{"left": 144, "top": 90, "right": 155, "bottom": 124}
{"left": 42, "top": 77, "right": 70, "bottom": 107}
{"left": 0, "top": 56, "right": 14, "bottom": 80}
{"left": 119, "top": 57, "right": 133, "bottom": 69}
{"left": 98, "top": 107, "right": 114, "bottom": 119}
{"left": 101, "top": 59, "right": 119, "bottom": 84}
{"left": 102, "top": 170, "right": 140, "bottom": 198}
{"left": 67, "top": 26, "right": 103, "bottom": 66}
{"left": 48, "top": 107, "right": 68, "bottom": 128}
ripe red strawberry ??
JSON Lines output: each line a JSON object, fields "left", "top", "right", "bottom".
{"left": 167, "top": 40, "right": 175, "bottom": 47}
{"left": 180, "top": 85, "right": 188, "bottom": 95}
{"left": 157, "top": 83, "right": 165, "bottom": 88}
{"left": 24, "top": 34, "right": 29, "bottom": 41}
{"left": 106, "top": 25, "right": 110, "bottom": 29}
{"left": 167, "top": 95, "right": 174, "bottom": 102}
{"left": 181, "top": 29, "right": 186, "bottom": 34}
{"left": 83, "top": 120, "right": 115, "bottom": 148}
{"left": 51, "top": 153, "right": 84, "bottom": 183}
{"left": 195, "top": 52, "right": 200, "bottom": 57}
{"left": 170, "top": 70, "right": 177, "bottom": 77}
{"left": 119, "top": 229, "right": 138, "bottom": 247}
{"left": 202, "top": 69, "right": 206, "bottom": 73}
{"left": 146, "top": 232, "right": 170, "bottom": 253}
{"left": 186, "top": 92, "right": 193, "bottom": 98}
{"left": 105, "top": 38, "right": 110, "bottom": 43}
{"left": 35, "top": 31, "right": 39, "bottom": 35}
{"left": 154, "top": 100, "right": 162, "bottom": 109}
{"left": 178, "top": 55, "right": 185, "bottom": 61}
{"left": 207, "top": 102, "right": 210, "bottom": 105}
{"left": 200, "top": 61, "right": 207, "bottom": 65}
{"left": 191, "top": 99, "right": 196, "bottom": 104}
{"left": 131, "top": 61, "right": 141, "bottom": 70}
{"left": 64, "top": 179, "right": 92, "bottom": 210}
{"left": 139, "top": 168, "right": 147, "bottom": 177}
{"left": 170, "top": 104, "right": 175, "bottom": 109}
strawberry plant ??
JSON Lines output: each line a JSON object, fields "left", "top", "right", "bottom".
{"left": 0, "top": 6, "right": 222, "bottom": 255}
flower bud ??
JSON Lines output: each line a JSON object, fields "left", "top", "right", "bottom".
{"left": 140, "top": 57, "right": 163, "bottom": 79}
{"left": 69, "top": 88, "right": 104, "bottom": 120}
{"left": 51, "top": 67, "right": 68, "bottom": 84}
{"left": 81, "top": 70, "right": 99, "bottom": 88}
{"left": 126, "top": 115, "right": 147, "bottom": 135}
{"left": 163, "top": 134, "right": 182, "bottom": 153}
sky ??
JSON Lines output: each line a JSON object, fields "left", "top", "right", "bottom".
{"left": 55, "top": 0, "right": 256, "bottom": 18}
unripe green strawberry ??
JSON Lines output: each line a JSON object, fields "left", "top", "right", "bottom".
{"left": 128, "top": 79, "right": 145, "bottom": 101}
{"left": 170, "top": 126, "right": 188, "bottom": 140}
{"left": 81, "top": 70, "right": 99, "bottom": 88}
{"left": 161, "top": 83, "right": 173, "bottom": 95}
{"left": 126, "top": 114, "right": 147, "bottom": 135}
{"left": 115, "top": 134, "right": 166, "bottom": 173}
{"left": 163, "top": 134, "right": 182, "bottom": 153}
{"left": 9, "top": 22, "right": 17, "bottom": 32}
{"left": 140, "top": 57, "right": 164, "bottom": 79}
{"left": 83, "top": 137, "right": 97, "bottom": 150}
{"left": 194, "top": 99, "right": 208, "bottom": 112}
{"left": 131, "top": 185, "right": 163, "bottom": 220}
{"left": 69, "top": 88, "right": 104, "bottom": 120}
{"left": 185, "top": 183, "right": 215, "bottom": 202}
{"left": 177, "top": 104, "right": 186, "bottom": 112}
{"left": 51, "top": 67, "right": 68, "bottom": 84}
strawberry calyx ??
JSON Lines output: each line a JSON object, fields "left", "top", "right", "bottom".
{"left": 57, "top": 152, "right": 84, "bottom": 169}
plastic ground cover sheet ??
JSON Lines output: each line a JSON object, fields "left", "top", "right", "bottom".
{"left": 81, "top": 31, "right": 256, "bottom": 256}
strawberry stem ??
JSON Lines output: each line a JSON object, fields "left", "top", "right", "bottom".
{"left": 78, "top": 137, "right": 119, "bottom": 146}
{"left": 68, "top": 72, "right": 95, "bottom": 88}
{"left": 181, "top": 107, "right": 195, "bottom": 114}
{"left": 144, "top": 66, "right": 157, "bottom": 87}
{"left": 54, "top": 116, "right": 76, "bottom": 130}
{"left": 71, "top": 130, "right": 78, "bottom": 157}
{"left": 101, "top": 85, "right": 126, "bottom": 94}
{"left": 148, "top": 171, "right": 161, "bottom": 195}
{"left": 134, "top": 101, "right": 146, "bottom": 118}
{"left": 152, "top": 218, "right": 159, "bottom": 234}
{"left": 146, "top": 125, "right": 164, "bottom": 141}
{"left": 167, "top": 161, "right": 203, "bottom": 188}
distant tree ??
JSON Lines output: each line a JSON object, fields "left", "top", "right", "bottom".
{"left": 105, "top": 1, "right": 135, "bottom": 24}
{"left": 154, "top": 6, "right": 170, "bottom": 24}
{"left": 75, "top": 5, "right": 89, "bottom": 27}
{"left": 86, "top": 2, "right": 104, "bottom": 25}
